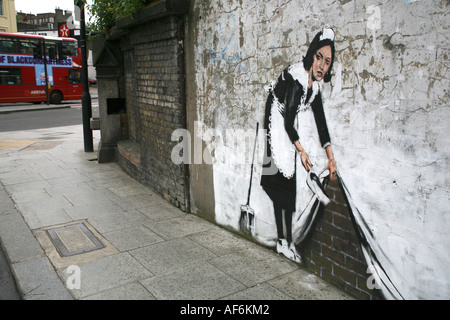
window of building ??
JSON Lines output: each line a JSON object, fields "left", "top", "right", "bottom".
{"left": 0, "top": 0, "right": 3, "bottom": 16}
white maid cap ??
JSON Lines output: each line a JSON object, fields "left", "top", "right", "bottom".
{"left": 320, "top": 27, "right": 335, "bottom": 42}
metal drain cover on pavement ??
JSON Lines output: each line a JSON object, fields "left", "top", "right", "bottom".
{"left": 46, "top": 223, "right": 105, "bottom": 257}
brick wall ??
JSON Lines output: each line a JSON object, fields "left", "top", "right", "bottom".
{"left": 300, "top": 178, "right": 384, "bottom": 300}
{"left": 124, "top": 49, "right": 137, "bottom": 142}
{"left": 118, "top": 15, "right": 188, "bottom": 211}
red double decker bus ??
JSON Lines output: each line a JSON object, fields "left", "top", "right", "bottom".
{"left": 0, "top": 32, "right": 82, "bottom": 104}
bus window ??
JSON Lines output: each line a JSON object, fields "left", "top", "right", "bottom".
{"left": 33, "top": 40, "right": 43, "bottom": 60}
{"left": 19, "top": 38, "right": 39, "bottom": 54}
{"left": 68, "top": 68, "right": 81, "bottom": 84}
{"left": 0, "top": 37, "right": 14, "bottom": 53}
{"left": 46, "top": 40, "right": 77, "bottom": 60}
{"left": 62, "top": 41, "right": 78, "bottom": 57}
{"left": 0, "top": 68, "right": 22, "bottom": 85}
{"left": 46, "top": 40, "right": 58, "bottom": 59}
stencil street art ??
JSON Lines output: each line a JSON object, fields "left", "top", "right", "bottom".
{"left": 190, "top": 0, "right": 449, "bottom": 299}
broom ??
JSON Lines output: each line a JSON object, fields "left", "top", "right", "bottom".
{"left": 239, "top": 122, "right": 259, "bottom": 235}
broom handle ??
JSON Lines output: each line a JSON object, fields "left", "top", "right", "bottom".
{"left": 246, "top": 122, "right": 259, "bottom": 206}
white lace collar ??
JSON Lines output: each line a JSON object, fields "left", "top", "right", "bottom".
{"left": 288, "top": 63, "right": 323, "bottom": 111}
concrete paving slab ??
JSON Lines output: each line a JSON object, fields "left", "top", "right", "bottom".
{"left": 9, "top": 187, "right": 52, "bottom": 204}
{"left": 81, "top": 166, "right": 127, "bottom": 180}
{"left": 208, "top": 249, "right": 298, "bottom": 287}
{"left": 82, "top": 282, "right": 156, "bottom": 300}
{"left": 85, "top": 175, "right": 140, "bottom": 190}
{"left": 0, "top": 164, "right": 20, "bottom": 175}
{"left": 103, "top": 225, "right": 164, "bottom": 252}
{"left": 111, "top": 192, "right": 169, "bottom": 211}
{"left": 0, "top": 179, "right": 52, "bottom": 195}
{"left": 88, "top": 209, "right": 151, "bottom": 234}
{"left": 137, "top": 203, "right": 186, "bottom": 221}
{"left": 188, "top": 228, "right": 266, "bottom": 256}
{"left": 0, "top": 247, "right": 20, "bottom": 300}
{"left": 143, "top": 213, "right": 215, "bottom": 240}
{"left": 42, "top": 181, "right": 97, "bottom": 199}
{"left": 108, "top": 183, "right": 155, "bottom": 197}
{"left": 0, "top": 186, "right": 16, "bottom": 215}
{"left": 0, "top": 159, "right": 32, "bottom": 173}
{"left": 14, "top": 195, "right": 73, "bottom": 215}
{"left": 268, "top": 268, "right": 354, "bottom": 300}
{"left": 58, "top": 252, "right": 153, "bottom": 299}
{"left": 12, "top": 256, "right": 73, "bottom": 300}
{"left": 140, "top": 262, "right": 246, "bottom": 300}
{"left": 0, "top": 211, "right": 44, "bottom": 264}
{"left": 57, "top": 159, "right": 107, "bottom": 173}
{"left": 129, "top": 237, "right": 217, "bottom": 276}
{"left": 32, "top": 166, "right": 80, "bottom": 180}
{"left": 63, "top": 199, "right": 125, "bottom": 220}
{"left": 22, "top": 207, "right": 73, "bottom": 230}
{"left": 59, "top": 186, "right": 118, "bottom": 206}
{"left": 220, "top": 283, "right": 294, "bottom": 300}
{"left": 14, "top": 196, "right": 74, "bottom": 230}
{"left": 15, "top": 151, "right": 56, "bottom": 161}
{"left": 45, "top": 172, "right": 92, "bottom": 187}
{"left": 0, "top": 168, "right": 44, "bottom": 186}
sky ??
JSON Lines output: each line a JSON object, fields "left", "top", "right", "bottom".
{"left": 14, "top": 0, "right": 93, "bottom": 20}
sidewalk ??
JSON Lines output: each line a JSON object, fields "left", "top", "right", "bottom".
{"left": 0, "top": 103, "right": 71, "bottom": 114}
{"left": 0, "top": 124, "right": 354, "bottom": 301}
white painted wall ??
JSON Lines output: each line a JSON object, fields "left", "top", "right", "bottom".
{"left": 189, "top": 0, "right": 449, "bottom": 299}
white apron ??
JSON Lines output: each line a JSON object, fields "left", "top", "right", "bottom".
{"left": 267, "top": 64, "right": 328, "bottom": 244}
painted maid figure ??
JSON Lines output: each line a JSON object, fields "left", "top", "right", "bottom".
{"left": 261, "top": 28, "right": 338, "bottom": 263}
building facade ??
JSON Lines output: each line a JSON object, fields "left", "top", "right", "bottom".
{"left": 0, "top": 0, "right": 17, "bottom": 32}
{"left": 17, "top": 8, "right": 72, "bottom": 35}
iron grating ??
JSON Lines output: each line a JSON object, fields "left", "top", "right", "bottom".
{"left": 46, "top": 223, "right": 105, "bottom": 257}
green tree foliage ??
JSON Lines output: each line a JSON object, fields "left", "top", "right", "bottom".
{"left": 87, "top": 0, "right": 150, "bottom": 34}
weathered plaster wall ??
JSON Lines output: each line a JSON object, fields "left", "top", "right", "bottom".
{"left": 186, "top": 0, "right": 449, "bottom": 299}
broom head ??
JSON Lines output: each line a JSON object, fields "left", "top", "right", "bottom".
{"left": 239, "top": 204, "right": 255, "bottom": 234}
